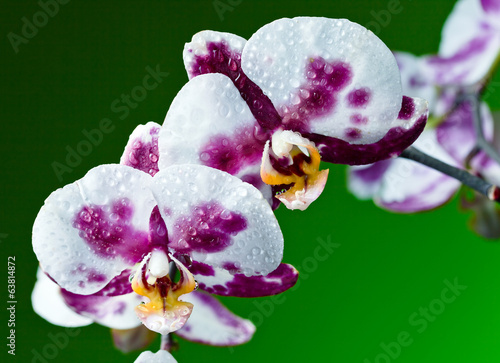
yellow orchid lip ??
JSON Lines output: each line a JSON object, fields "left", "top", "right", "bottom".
{"left": 260, "top": 130, "right": 329, "bottom": 211}
{"left": 132, "top": 251, "right": 196, "bottom": 335}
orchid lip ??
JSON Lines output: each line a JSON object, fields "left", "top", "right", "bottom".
{"left": 131, "top": 251, "right": 196, "bottom": 335}
{"left": 260, "top": 130, "right": 329, "bottom": 210}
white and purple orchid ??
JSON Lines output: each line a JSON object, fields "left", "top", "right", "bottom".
{"left": 32, "top": 124, "right": 298, "bottom": 339}
{"left": 157, "top": 17, "right": 429, "bottom": 211}
{"left": 426, "top": 0, "right": 500, "bottom": 87}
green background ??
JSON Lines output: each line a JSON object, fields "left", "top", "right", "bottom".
{"left": 2, "top": 0, "right": 500, "bottom": 362}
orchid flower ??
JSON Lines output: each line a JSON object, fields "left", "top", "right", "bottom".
{"left": 158, "top": 17, "right": 428, "bottom": 211}
{"left": 348, "top": 50, "right": 500, "bottom": 230}
{"left": 32, "top": 160, "right": 289, "bottom": 336}
{"left": 32, "top": 268, "right": 256, "bottom": 355}
{"left": 120, "top": 122, "right": 298, "bottom": 297}
{"left": 426, "top": 0, "right": 500, "bottom": 87}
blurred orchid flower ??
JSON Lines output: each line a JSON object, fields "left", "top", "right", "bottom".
{"left": 426, "top": 0, "right": 500, "bottom": 87}
{"left": 348, "top": 48, "right": 500, "bottom": 238}
{"left": 158, "top": 17, "right": 428, "bottom": 210}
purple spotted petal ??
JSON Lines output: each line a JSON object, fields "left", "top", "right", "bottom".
{"left": 426, "top": 0, "right": 500, "bottom": 85}
{"left": 61, "top": 289, "right": 143, "bottom": 330}
{"left": 150, "top": 165, "right": 283, "bottom": 277}
{"left": 242, "top": 17, "right": 405, "bottom": 145}
{"left": 32, "top": 268, "right": 93, "bottom": 327}
{"left": 193, "top": 263, "right": 298, "bottom": 297}
{"left": 120, "top": 122, "right": 161, "bottom": 176}
{"left": 305, "top": 96, "right": 427, "bottom": 165}
{"left": 135, "top": 350, "right": 178, "bottom": 363}
{"left": 158, "top": 74, "right": 273, "bottom": 205}
{"left": 111, "top": 326, "right": 157, "bottom": 353}
{"left": 437, "top": 101, "right": 494, "bottom": 162}
{"left": 183, "top": 30, "right": 246, "bottom": 80}
{"left": 33, "top": 164, "right": 157, "bottom": 295}
{"left": 177, "top": 291, "right": 255, "bottom": 346}
{"left": 183, "top": 31, "right": 282, "bottom": 130}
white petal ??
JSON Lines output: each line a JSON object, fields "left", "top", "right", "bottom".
{"left": 33, "top": 164, "right": 157, "bottom": 295}
{"left": 183, "top": 30, "right": 247, "bottom": 79}
{"left": 151, "top": 164, "right": 283, "bottom": 276}
{"left": 135, "top": 350, "right": 177, "bottom": 363}
{"left": 242, "top": 17, "right": 403, "bottom": 144}
{"left": 177, "top": 291, "right": 255, "bottom": 346}
{"left": 159, "top": 74, "right": 273, "bottom": 204}
{"left": 32, "top": 268, "right": 92, "bottom": 327}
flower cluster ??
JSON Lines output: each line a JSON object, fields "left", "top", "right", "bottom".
{"left": 36, "top": 9, "right": 500, "bottom": 362}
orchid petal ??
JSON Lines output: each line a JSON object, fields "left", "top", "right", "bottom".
{"left": 33, "top": 164, "right": 157, "bottom": 295}
{"left": 427, "top": 0, "right": 500, "bottom": 85}
{"left": 191, "top": 262, "right": 298, "bottom": 297}
{"left": 32, "top": 268, "right": 92, "bottom": 327}
{"left": 304, "top": 96, "right": 428, "bottom": 165}
{"left": 135, "top": 350, "right": 178, "bottom": 363}
{"left": 111, "top": 326, "right": 157, "bottom": 353}
{"left": 481, "top": 0, "right": 500, "bottom": 14}
{"left": 348, "top": 160, "right": 392, "bottom": 200}
{"left": 370, "top": 130, "right": 461, "bottom": 212}
{"left": 242, "top": 17, "right": 405, "bottom": 144}
{"left": 437, "top": 101, "right": 494, "bottom": 163}
{"left": 151, "top": 164, "right": 284, "bottom": 277}
{"left": 120, "top": 122, "right": 161, "bottom": 176}
{"left": 183, "top": 30, "right": 247, "bottom": 80}
{"left": 61, "top": 289, "right": 143, "bottom": 330}
{"left": 159, "top": 74, "right": 273, "bottom": 205}
{"left": 176, "top": 291, "right": 255, "bottom": 346}
{"left": 394, "top": 52, "right": 437, "bottom": 110}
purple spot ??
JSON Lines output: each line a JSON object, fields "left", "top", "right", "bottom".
{"left": 121, "top": 126, "right": 160, "bottom": 176}
{"left": 222, "top": 262, "right": 241, "bottom": 274}
{"left": 149, "top": 206, "right": 168, "bottom": 249}
{"left": 347, "top": 88, "right": 371, "bottom": 108}
{"left": 350, "top": 114, "right": 368, "bottom": 125}
{"left": 170, "top": 202, "right": 247, "bottom": 254}
{"left": 113, "top": 302, "right": 127, "bottom": 315}
{"left": 398, "top": 96, "right": 415, "bottom": 120}
{"left": 303, "top": 114, "right": 427, "bottom": 165}
{"left": 345, "top": 128, "right": 362, "bottom": 140}
{"left": 351, "top": 159, "right": 392, "bottom": 184}
{"left": 482, "top": 0, "right": 500, "bottom": 13}
{"left": 199, "top": 263, "right": 298, "bottom": 297}
{"left": 189, "top": 261, "right": 215, "bottom": 276}
{"left": 72, "top": 199, "right": 150, "bottom": 264}
{"left": 199, "top": 126, "right": 267, "bottom": 175}
{"left": 191, "top": 41, "right": 281, "bottom": 130}
{"left": 92, "top": 269, "right": 134, "bottom": 296}
{"left": 281, "top": 58, "right": 353, "bottom": 134}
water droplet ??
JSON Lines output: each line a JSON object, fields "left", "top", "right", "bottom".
{"left": 149, "top": 153, "right": 158, "bottom": 162}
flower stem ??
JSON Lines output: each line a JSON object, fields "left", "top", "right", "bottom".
{"left": 400, "top": 146, "right": 500, "bottom": 202}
